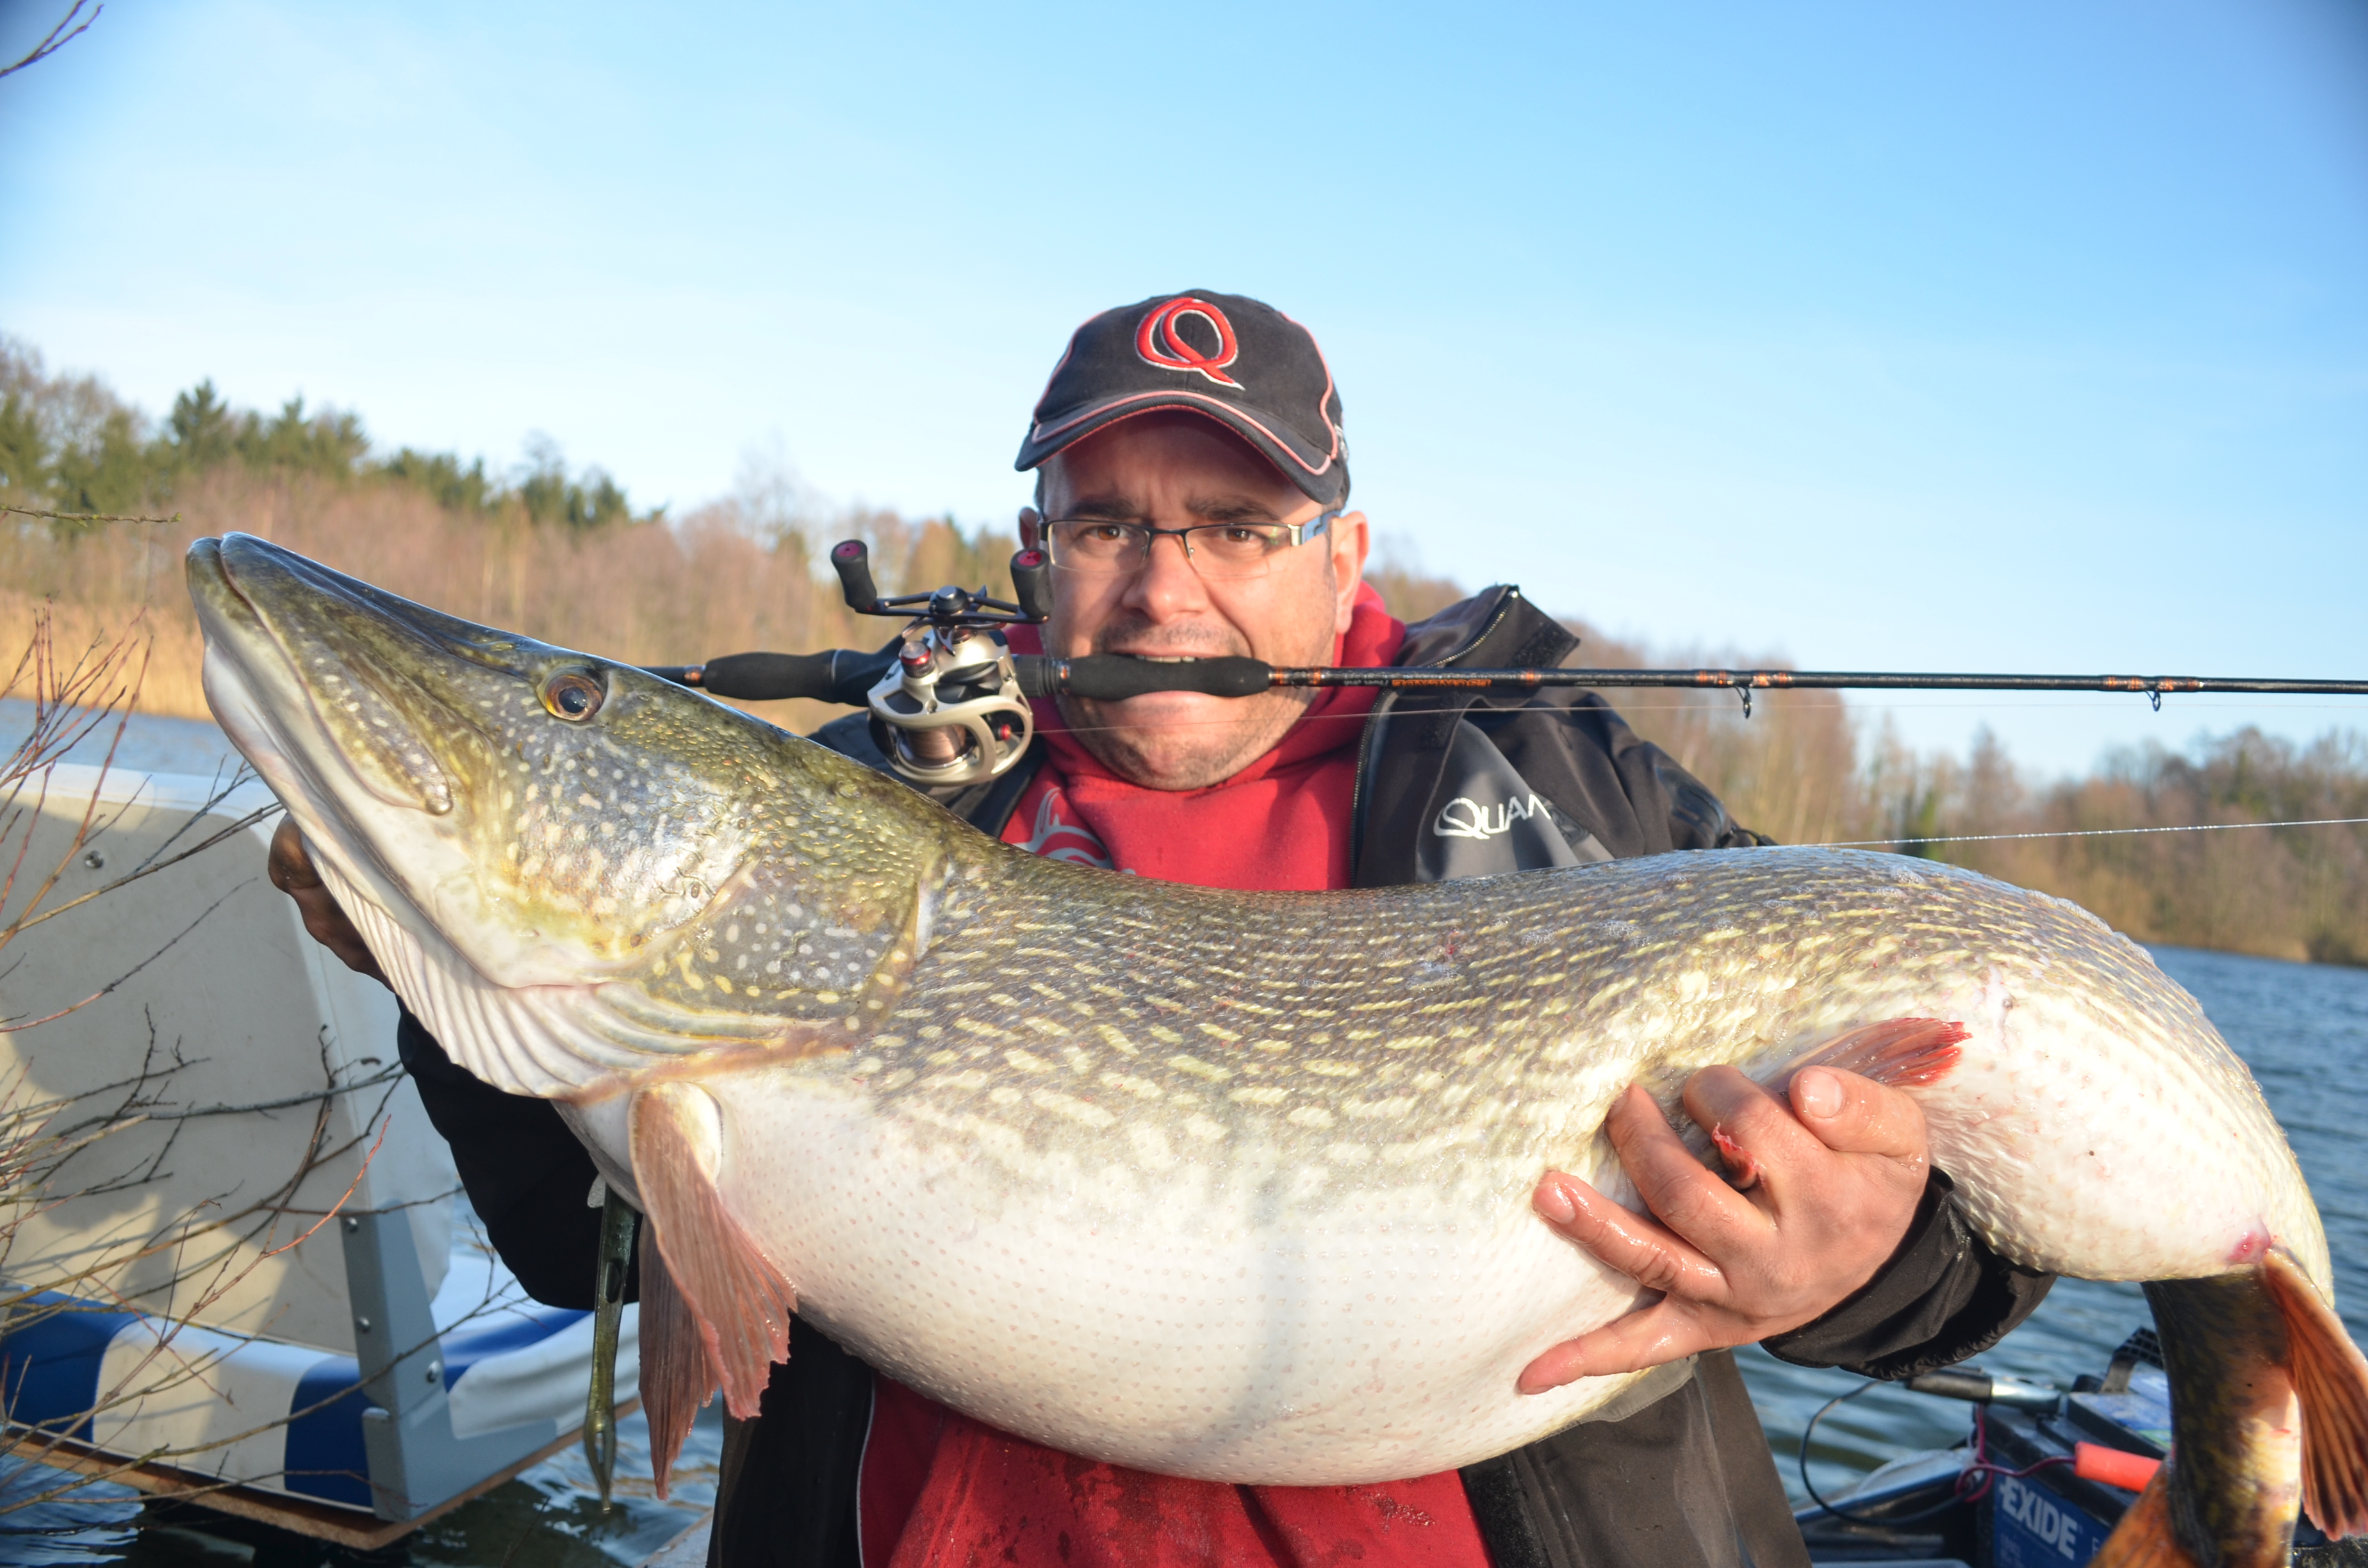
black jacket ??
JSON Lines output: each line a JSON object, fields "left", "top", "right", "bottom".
{"left": 396, "top": 586, "right": 2051, "bottom": 1568}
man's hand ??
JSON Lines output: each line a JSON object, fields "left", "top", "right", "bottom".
{"left": 267, "top": 817, "right": 387, "bottom": 986}
{"left": 1518, "top": 1065, "right": 1928, "bottom": 1394}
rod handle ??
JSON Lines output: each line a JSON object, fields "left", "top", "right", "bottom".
{"left": 695, "top": 650, "right": 893, "bottom": 703}
{"left": 1016, "top": 655, "right": 1271, "bottom": 701}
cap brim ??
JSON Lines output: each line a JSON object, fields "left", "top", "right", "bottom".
{"left": 1014, "top": 391, "right": 1347, "bottom": 509}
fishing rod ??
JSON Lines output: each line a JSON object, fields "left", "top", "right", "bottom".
{"left": 642, "top": 541, "right": 2368, "bottom": 786}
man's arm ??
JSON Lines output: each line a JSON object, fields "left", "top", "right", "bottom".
{"left": 270, "top": 819, "right": 627, "bottom": 1308}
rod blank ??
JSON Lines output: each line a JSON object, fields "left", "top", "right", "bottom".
{"left": 645, "top": 649, "right": 2368, "bottom": 705}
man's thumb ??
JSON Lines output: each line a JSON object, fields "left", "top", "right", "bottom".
{"left": 1789, "top": 1067, "right": 1927, "bottom": 1161}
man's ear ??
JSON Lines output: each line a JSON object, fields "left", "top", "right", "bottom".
{"left": 1331, "top": 510, "right": 1372, "bottom": 634}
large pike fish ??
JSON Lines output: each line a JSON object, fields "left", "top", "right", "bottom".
{"left": 190, "top": 534, "right": 2367, "bottom": 1565}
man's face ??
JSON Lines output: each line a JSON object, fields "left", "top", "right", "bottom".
{"left": 1027, "top": 412, "right": 1369, "bottom": 791}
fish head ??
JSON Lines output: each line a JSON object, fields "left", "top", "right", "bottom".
{"left": 188, "top": 533, "right": 925, "bottom": 1030}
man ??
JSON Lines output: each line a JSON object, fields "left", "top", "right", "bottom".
{"left": 273, "top": 291, "right": 2050, "bottom": 1567}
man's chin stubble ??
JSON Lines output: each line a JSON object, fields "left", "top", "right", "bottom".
{"left": 1062, "top": 690, "right": 1317, "bottom": 792}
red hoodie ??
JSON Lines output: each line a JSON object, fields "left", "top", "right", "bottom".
{"left": 853, "top": 587, "right": 1493, "bottom": 1567}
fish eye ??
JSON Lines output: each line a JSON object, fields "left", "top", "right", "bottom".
{"left": 541, "top": 672, "right": 606, "bottom": 721}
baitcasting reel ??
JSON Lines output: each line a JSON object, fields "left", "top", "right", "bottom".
{"left": 831, "top": 539, "right": 1053, "bottom": 787}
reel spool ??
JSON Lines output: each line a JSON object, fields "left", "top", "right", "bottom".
{"left": 831, "top": 541, "right": 1054, "bottom": 787}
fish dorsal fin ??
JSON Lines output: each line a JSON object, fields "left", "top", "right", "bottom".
{"left": 630, "top": 1081, "right": 798, "bottom": 1422}
{"left": 637, "top": 1242, "right": 711, "bottom": 1500}
{"left": 2263, "top": 1250, "right": 2368, "bottom": 1537}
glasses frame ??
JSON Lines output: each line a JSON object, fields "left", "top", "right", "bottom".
{"left": 1040, "top": 510, "right": 1342, "bottom": 576}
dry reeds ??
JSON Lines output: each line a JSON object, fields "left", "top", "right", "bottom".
{"left": 1, "top": 466, "right": 1021, "bottom": 736}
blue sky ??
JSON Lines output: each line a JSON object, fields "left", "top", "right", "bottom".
{"left": 3, "top": 0, "right": 2362, "bottom": 775}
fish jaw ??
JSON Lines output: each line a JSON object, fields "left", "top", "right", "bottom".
{"left": 191, "top": 534, "right": 718, "bottom": 983}
{"left": 188, "top": 534, "right": 765, "bottom": 1091}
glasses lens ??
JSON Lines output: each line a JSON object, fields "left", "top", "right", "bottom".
{"left": 1046, "top": 521, "right": 1298, "bottom": 577}
{"left": 1186, "top": 525, "right": 1294, "bottom": 575}
{"left": 1047, "top": 521, "right": 1144, "bottom": 573}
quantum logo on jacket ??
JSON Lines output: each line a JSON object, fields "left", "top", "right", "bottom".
{"left": 1414, "top": 721, "right": 1610, "bottom": 883}
{"left": 1432, "top": 794, "right": 1553, "bottom": 842}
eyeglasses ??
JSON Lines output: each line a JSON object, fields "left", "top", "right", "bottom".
{"left": 1040, "top": 510, "right": 1339, "bottom": 579}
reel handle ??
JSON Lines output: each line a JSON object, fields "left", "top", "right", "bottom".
{"left": 831, "top": 539, "right": 882, "bottom": 614}
{"left": 1010, "top": 548, "right": 1055, "bottom": 623}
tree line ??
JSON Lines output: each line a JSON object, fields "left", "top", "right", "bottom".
{"left": 4, "top": 338, "right": 2363, "bottom": 967}
{"left": 1, "top": 338, "right": 641, "bottom": 532}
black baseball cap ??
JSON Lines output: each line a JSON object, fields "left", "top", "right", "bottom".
{"left": 1015, "top": 290, "right": 1349, "bottom": 509}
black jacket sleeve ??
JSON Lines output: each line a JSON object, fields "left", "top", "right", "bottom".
{"left": 395, "top": 1008, "right": 635, "bottom": 1309}
{"left": 1762, "top": 1169, "right": 2053, "bottom": 1378}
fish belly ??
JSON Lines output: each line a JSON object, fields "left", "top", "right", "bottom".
{"left": 1911, "top": 981, "right": 2326, "bottom": 1288}
{"left": 701, "top": 1067, "right": 1662, "bottom": 1485}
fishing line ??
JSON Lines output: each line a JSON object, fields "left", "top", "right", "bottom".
{"left": 1811, "top": 817, "right": 2368, "bottom": 850}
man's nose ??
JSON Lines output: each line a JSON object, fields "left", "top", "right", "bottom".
{"left": 1122, "top": 531, "right": 1212, "bottom": 619}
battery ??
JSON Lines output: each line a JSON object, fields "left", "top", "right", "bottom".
{"left": 1979, "top": 1359, "right": 2167, "bottom": 1567}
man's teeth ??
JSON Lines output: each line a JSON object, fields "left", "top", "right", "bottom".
{"left": 1134, "top": 655, "right": 1201, "bottom": 663}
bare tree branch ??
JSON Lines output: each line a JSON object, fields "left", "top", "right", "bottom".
{"left": 0, "top": 3, "right": 99, "bottom": 83}
{"left": 1, "top": 503, "right": 177, "bottom": 527}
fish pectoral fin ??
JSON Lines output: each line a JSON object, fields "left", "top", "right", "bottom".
{"left": 637, "top": 1243, "right": 709, "bottom": 1501}
{"left": 2263, "top": 1250, "right": 2368, "bottom": 1537}
{"left": 2091, "top": 1471, "right": 2193, "bottom": 1568}
{"left": 1788, "top": 1016, "right": 1968, "bottom": 1091}
{"left": 629, "top": 1081, "right": 797, "bottom": 1422}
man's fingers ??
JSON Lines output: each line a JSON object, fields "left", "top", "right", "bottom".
{"left": 1517, "top": 1300, "right": 1713, "bottom": 1392}
{"left": 266, "top": 817, "right": 320, "bottom": 893}
{"left": 1681, "top": 1066, "right": 1820, "bottom": 1164}
{"left": 1604, "top": 1085, "right": 1764, "bottom": 1254}
{"left": 1533, "top": 1171, "right": 1726, "bottom": 1301}
{"left": 265, "top": 819, "right": 388, "bottom": 985}
{"left": 1787, "top": 1067, "right": 1929, "bottom": 1164}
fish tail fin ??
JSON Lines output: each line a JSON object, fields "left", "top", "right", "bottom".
{"left": 2262, "top": 1250, "right": 2368, "bottom": 1537}
{"left": 2091, "top": 1470, "right": 2197, "bottom": 1568}
{"left": 637, "top": 1245, "right": 711, "bottom": 1501}
{"left": 630, "top": 1081, "right": 798, "bottom": 1423}
{"left": 1791, "top": 1017, "right": 1968, "bottom": 1090}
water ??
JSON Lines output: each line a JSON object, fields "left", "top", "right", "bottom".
{"left": 1741, "top": 943, "right": 2368, "bottom": 1503}
{"left": 0, "top": 1405, "right": 723, "bottom": 1568}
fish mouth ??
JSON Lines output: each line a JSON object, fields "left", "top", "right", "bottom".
{"left": 186, "top": 534, "right": 599, "bottom": 993}
{"left": 188, "top": 535, "right": 486, "bottom": 944}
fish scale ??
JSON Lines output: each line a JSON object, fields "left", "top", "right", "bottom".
{"left": 188, "top": 534, "right": 2368, "bottom": 1562}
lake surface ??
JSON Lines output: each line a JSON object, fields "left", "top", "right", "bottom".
{"left": 6, "top": 704, "right": 2363, "bottom": 1564}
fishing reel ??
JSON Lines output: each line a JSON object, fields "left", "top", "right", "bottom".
{"left": 830, "top": 540, "right": 1053, "bottom": 787}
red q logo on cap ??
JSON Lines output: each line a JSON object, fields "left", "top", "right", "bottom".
{"left": 1135, "top": 296, "right": 1242, "bottom": 388}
